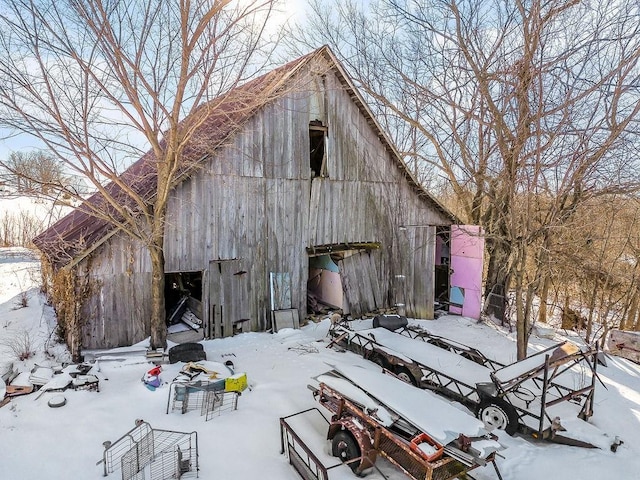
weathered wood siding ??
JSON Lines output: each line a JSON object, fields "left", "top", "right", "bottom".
{"left": 75, "top": 59, "right": 452, "bottom": 348}
{"left": 76, "top": 233, "right": 152, "bottom": 349}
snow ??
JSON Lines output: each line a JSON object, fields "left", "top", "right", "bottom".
{"left": 328, "top": 363, "right": 495, "bottom": 449}
{"left": 1, "top": 247, "right": 640, "bottom": 479}
{"left": 352, "top": 327, "right": 494, "bottom": 386}
{"left": 492, "top": 342, "right": 582, "bottom": 384}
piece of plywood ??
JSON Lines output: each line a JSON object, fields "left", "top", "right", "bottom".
{"left": 272, "top": 309, "right": 299, "bottom": 332}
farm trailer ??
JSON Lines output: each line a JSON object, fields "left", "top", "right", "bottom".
{"left": 280, "top": 364, "right": 504, "bottom": 480}
{"left": 328, "top": 315, "right": 610, "bottom": 448}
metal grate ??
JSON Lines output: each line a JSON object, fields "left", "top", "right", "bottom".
{"left": 204, "top": 391, "right": 239, "bottom": 421}
{"left": 167, "top": 380, "right": 238, "bottom": 421}
{"left": 377, "top": 433, "right": 430, "bottom": 480}
{"left": 100, "top": 421, "right": 198, "bottom": 480}
{"left": 103, "top": 422, "right": 153, "bottom": 476}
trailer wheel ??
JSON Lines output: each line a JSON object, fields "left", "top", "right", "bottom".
{"left": 370, "top": 353, "right": 387, "bottom": 370}
{"left": 332, "top": 431, "right": 361, "bottom": 473}
{"left": 477, "top": 398, "right": 518, "bottom": 435}
{"left": 395, "top": 366, "right": 417, "bottom": 386}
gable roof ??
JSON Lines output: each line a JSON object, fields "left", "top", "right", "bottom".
{"left": 33, "top": 46, "right": 456, "bottom": 269}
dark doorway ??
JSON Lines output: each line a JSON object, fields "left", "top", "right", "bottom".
{"left": 434, "top": 227, "right": 451, "bottom": 312}
{"left": 165, "top": 271, "right": 203, "bottom": 329}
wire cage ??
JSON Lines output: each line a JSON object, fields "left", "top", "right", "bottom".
{"left": 100, "top": 420, "right": 198, "bottom": 480}
{"left": 166, "top": 379, "right": 239, "bottom": 421}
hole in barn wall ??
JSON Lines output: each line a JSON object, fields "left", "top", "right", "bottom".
{"left": 165, "top": 271, "right": 203, "bottom": 329}
{"left": 307, "top": 254, "right": 343, "bottom": 315}
{"left": 309, "top": 120, "right": 328, "bottom": 179}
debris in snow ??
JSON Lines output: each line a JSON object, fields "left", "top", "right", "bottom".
{"left": 47, "top": 395, "right": 66, "bottom": 408}
{"left": 287, "top": 344, "right": 319, "bottom": 355}
{"left": 142, "top": 365, "right": 162, "bottom": 390}
{"left": 28, "top": 365, "right": 54, "bottom": 386}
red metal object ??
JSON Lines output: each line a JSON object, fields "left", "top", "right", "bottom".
{"left": 409, "top": 433, "right": 444, "bottom": 462}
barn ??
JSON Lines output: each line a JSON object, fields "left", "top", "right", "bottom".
{"left": 33, "top": 46, "right": 479, "bottom": 352}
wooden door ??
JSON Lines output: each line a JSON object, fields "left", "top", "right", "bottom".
{"left": 338, "top": 250, "right": 383, "bottom": 318}
{"left": 207, "top": 260, "right": 250, "bottom": 338}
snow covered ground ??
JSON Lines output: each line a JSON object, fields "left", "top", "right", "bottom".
{"left": 1, "top": 247, "right": 640, "bottom": 479}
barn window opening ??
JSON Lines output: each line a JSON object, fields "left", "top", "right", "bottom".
{"left": 309, "top": 120, "right": 328, "bottom": 178}
{"left": 165, "top": 271, "right": 203, "bottom": 332}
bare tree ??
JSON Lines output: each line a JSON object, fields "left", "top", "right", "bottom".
{"left": 289, "top": 0, "right": 640, "bottom": 358}
{"left": 1, "top": 150, "right": 67, "bottom": 194}
{"left": 0, "top": 0, "right": 282, "bottom": 351}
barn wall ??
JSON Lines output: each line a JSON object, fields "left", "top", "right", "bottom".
{"left": 75, "top": 59, "right": 452, "bottom": 349}
{"left": 75, "top": 232, "right": 152, "bottom": 349}
{"left": 313, "top": 69, "right": 448, "bottom": 318}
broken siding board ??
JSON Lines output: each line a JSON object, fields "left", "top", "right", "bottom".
{"left": 309, "top": 179, "right": 320, "bottom": 243}
{"left": 368, "top": 250, "right": 384, "bottom": 309}
{"left": 283, "top": 98, "right": 294, "bottom": 179}
{"left": 339, "top": 250, "right": 384, "bottom": 318}
{"left": 403, "top": 224, "right": 437, "bottom": 319}
{"left": 363, "top": 251, "right": 380, "bottom": 311}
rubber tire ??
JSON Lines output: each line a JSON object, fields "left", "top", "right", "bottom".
{"left": 331, "top": 431, "right": 361, "bottom": 473}
{"left": 477, "top": 398, "right": 519, "bottom": 435}
{"left": 372, "top": 314, "right": 408, "bottom": 331}
{"left": 168, "top": 343, "right": 206, "bottom": 364}
{"left": 395, "top": 366, "right": 418, "bottom": 386}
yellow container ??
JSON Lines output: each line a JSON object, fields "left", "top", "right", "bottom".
{"left": 224, "top": 373, "right": 248, "bottom": 392}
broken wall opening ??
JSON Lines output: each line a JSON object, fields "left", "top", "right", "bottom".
{"left": 307, "top": 254, "right": 343, "bottom": 315}
{"left": 434, "top": 227, "right": 451, "bottom": 312}
{"left": 165, "top": 271, "right": 203, "bottom": 332}
{"left": 309, "top": 120, "right": 327, "bottom": 178}
{"left": 307, "top": 243, "right": 383, "bottom": 319}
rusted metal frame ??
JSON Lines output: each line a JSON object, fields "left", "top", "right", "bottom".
{"left": 495, "top": 350, "right": 589, "bottom": 397}
{"left": 516, "top": 368, "right": 592, "bottom": 411}
{"left": 321, "top": 384, "right": 424, "bottom": 472}
{"left": 346, "top": 329, "right": 479, "bottom": 405}
{"left": 319, "top": 384, "right": 478, "bottom": 480}
{"left": 420, "top": 367, "right": 479, "bottom": 408}
{"left": 343, "top": 332, "right": 376, "bottom": 356}
{"left": 493, "top": 344, "right": 570, "bottom": 392}
{"left": 493, "top": 356, "right": 594, "bottom": 430}
{"left": 399, "top": 327, "right": 506, "bottom": 371}
{"left": 538, "top": 354, "right": 551, "bottom": 437}
{"left": 544, "top": 385, "right": 594, "bottom": 409}
{"left": 279, "top": 408, "right": 332, "bottom": 480}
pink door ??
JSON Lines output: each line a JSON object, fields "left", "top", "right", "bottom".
{"left": 449, "top": 225, "right": 484, "bottom": 319}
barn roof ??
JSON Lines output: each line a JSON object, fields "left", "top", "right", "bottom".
{"left": 32, "top": 46, "right": 456, "bottom": 269}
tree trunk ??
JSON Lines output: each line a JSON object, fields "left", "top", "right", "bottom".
{"left": 585, "top": 277, "right": 599, "bottom": 343}
{"left": 484, "top": 236, "right": 511, "bottom": 322}
{"left": 149, "top": 243, "right": 167, "bottom": 350}
{"left": 538, "top": 274, "right": 551, "bottom": 324}
{"left": 624, "top": 287, "right": 639, "bottom": 331}
{"left": 513, "top": 242, "right": 529, "bottom": 360}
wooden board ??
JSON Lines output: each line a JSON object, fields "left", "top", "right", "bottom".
{"left": 6, "top": 385, "right": 34, "bottom": 397}
{"left": 608, "top": 329, "right": 640, "bottom": 364}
